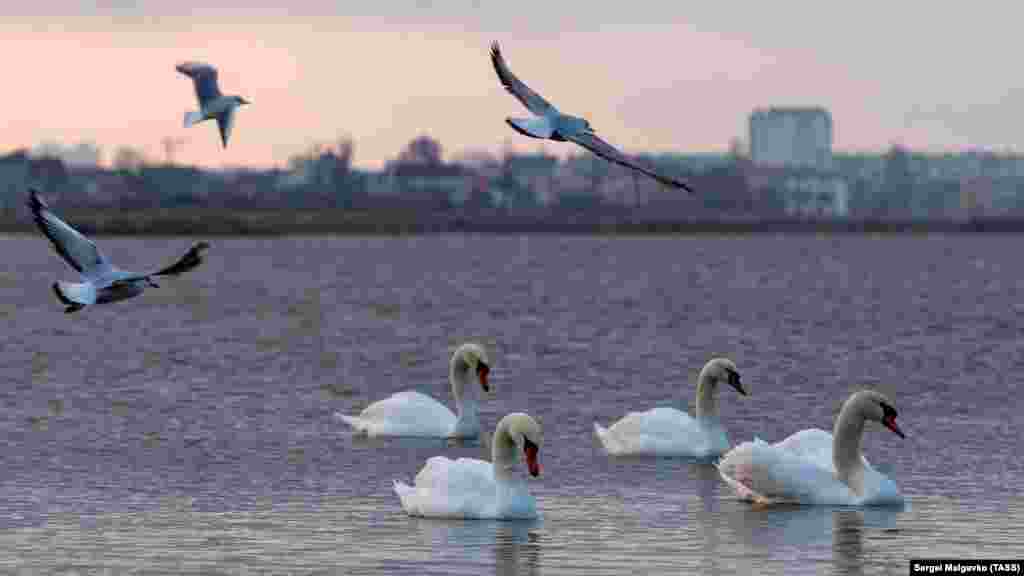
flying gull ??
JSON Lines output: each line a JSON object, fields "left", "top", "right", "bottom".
{"left": 176, "top": 61, "right": 250, "bottom": 148}
{"left": 27, "top": 189, "right": 210, "bottom": 314}
{"left": 489, "top": 42, "right": 694, "bottom": 192}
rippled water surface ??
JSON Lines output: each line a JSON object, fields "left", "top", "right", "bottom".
{"left": 1, "top": 234, "right": 1022, "bottom": 574}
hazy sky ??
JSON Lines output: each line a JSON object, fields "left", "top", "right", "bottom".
{"left": 4, "top": 2, "right": 1022, "bottom": 169}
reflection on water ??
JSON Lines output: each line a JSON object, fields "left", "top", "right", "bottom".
{"left": 833, "top": 510, "right": 864, "bottom": 576}
{"left": 408, "top": 518, "right": 542, "bottom": 576}
{"left": 495, "top": 522, "right": 542, "bottom": 576}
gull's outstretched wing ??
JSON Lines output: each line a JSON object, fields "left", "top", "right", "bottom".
{"left": 490, "top": 42, "right": 558, "bottom": 117}
{"left": 27, "top": 189, "right": 113, "bottom": 277}
{"left": 565, "top": 131, "right": 695, "bottom": 193}
{"left": 176, "top": 61, "right": 222, "bottom": 108}
{"left": 151, "top": 242, "right": 211, "bottom": 277}
{"left": 217, "top": 107, "right": 235, "bottom": 148}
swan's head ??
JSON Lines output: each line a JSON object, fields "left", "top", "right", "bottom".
{"left": 501, "top": 412, "right": 542, "bottom": 477}
{"left": 701, "top": 357, "right": 747, "bottom": 396}
{"left": 848, "top": 390, "right": 905, "bottom": 439}
{"left": 454, "top": 342, "right": 491, "bottom": 393}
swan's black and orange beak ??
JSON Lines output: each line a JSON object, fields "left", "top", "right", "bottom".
{"left": 477, "top": 362, "right": 490, "bottom": 393}
{"left": 726, "top": 369, "right": 747, "bottom": 396}
{"left": 883, "top": 414, "right": 905, "bottom": 438}
{"left": 881, "top": 403, "right": 905, "bottom": 438}
{"left": 523, "top": 438, "right": 541, "bottom": 477}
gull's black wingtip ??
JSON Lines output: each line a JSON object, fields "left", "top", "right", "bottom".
{"left": 27, "top": 187, "right": 46, "bottom": 212}
{"left": 490, "top": 41, "right": 501, "bottom": 59}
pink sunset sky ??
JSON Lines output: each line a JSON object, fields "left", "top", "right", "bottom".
{"left": 4, "top": 2, "right": 1023, "bottom": 170}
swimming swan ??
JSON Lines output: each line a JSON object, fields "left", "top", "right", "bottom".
{"left": 393, "top": 412, "right": 543, "bottom": 519}
{"left": 717, "top": 390, "right": 905, "bottom": 506}
{"left": 593, "top": 358, "right": 747, "bottom": 457}
{"left": 336, "top": 342, "right": 491, "bottom": 438}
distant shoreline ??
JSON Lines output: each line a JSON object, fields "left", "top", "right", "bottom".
{"left": 2, "top": 209, "right": 1023, "bottom": 236}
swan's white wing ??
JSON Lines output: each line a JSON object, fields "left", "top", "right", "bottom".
{"left": 718, "top": 436, "right": 848, "bottom": 504}
{"left": 217, "top": 106, "right": 235, "bottom": 148}
{"left": 565, "top": 131, "right": 695, "bottom": 193}
{"left": 176, "top": 61, "right": 222, "bottom": 108}
{"left": 595, "top": 407, "right": 726, "bottom": 457}
{"left": 340, "top": 391, "right": 456, "bottom": 437}
{"left": 490, "top": 42, "right": 558, "bottom": 117}
{"left": 27, "top": 189, "right": 112, "bottom": 279}
{"left": 395, "top": 456, "right": 497, "bottom": 518}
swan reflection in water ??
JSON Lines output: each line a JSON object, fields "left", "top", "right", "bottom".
{"left": 711, "top": 499, "right": 904, "bottom": 574}
{"left": 694, "top": 461, "right": 903, "bottom": 574}
{"left": 408, "top": 517, "right": 542, "bottom": 576}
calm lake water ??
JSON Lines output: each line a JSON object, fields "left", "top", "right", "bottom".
{"left": 1, "top": 233, "right": 1022, "bottom": 574}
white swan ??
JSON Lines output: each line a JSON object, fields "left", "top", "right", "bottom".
{"left": 593, "top": 358, "right": 747, "bottom": 457}
{"left": 394, "top": 412, "right": 543, "bottom": 519}
{"left": 336, "top": 343, "right": 491, "bottom": 438}
{"left": 717, "top": 390, "right": 906, "bottom": 506}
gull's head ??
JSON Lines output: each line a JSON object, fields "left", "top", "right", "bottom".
{"left": 700, "top": 357, "right": 746, "bottom": 396}
{"left": 454, "top": 342, "right": 491, "bottom": 393}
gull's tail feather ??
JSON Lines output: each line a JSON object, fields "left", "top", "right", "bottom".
{"left": 183, "top": 111, "right": 204, "bottom": 127}
{"left": 334, "top": 412, "right": 367, "bottom": 434}
{"left": 153, "top": 242, "right": 210, "bottom": 277}
{"left": 593, "top": 422, "right": 621, "bottom": 454}
{"left": 53, "top": 281, "right": 95, "bottom": 313}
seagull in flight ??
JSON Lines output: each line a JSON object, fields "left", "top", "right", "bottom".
{"left": 27, "top": 189, "right": 210, "bottom": 314}
{"left": 176, "top": 61, "right": 250, "bottom": 148}
{"left": 489, "top": 42, "right": 694, "bottom": 193}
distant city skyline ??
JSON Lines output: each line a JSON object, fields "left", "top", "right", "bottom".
{"left": 5, "top": 2, "right": 1024, "bottom": 170}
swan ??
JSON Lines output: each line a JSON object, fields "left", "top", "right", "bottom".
{"left": 336, "top": 342, "right": 491, "bottom": 438}
{"left": 717, "top": 390, "right": 906, "bottom": 506}
{"left": 593, "top": 358, "right": 747, "bottom": 457}
{"left": 393, "top": 412, "right": 543, "bottom": 519}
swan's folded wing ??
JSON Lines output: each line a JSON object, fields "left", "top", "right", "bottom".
{"left": 350, "top": 391, "right": 456, "bottom": 437}
{"left": 718, "top": 439, "right": 839, "bottom": 504}
{"left": 597, "top": 407, "right": 716, "bottom": 456}
{"left": 772, "top": 428, "right": 836, "bottom": 465}
{"left": 402, "top": 456, "right": 496, "bottom": 517}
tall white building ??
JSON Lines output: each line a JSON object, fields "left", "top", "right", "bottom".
{"left": 749, "top": 107, "right": 833, "bottom": 169}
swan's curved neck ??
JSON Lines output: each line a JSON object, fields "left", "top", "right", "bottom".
{"left": 491, "top": 420, "right": 519, "bottom": 481}
{"left": 833, "top": 404, "right": 867, "bottom": 495}
{"left": 449, "top": 355, "right": 479, "bottom": 434}
{"left": 695, "top": 377, "right": 718, "bottom": 422}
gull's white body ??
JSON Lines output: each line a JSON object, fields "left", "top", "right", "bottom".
{"left": 394, "top": 413, "right": 542, "bottom": 519}
{"left": 594, "top": 358, "right": 744, "bottom": 457}
{"left": 717, "top": 390, "right": 905, "bottom": 506}
{"left": 337, "top": 343, "right": 490, "bottom": 438}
